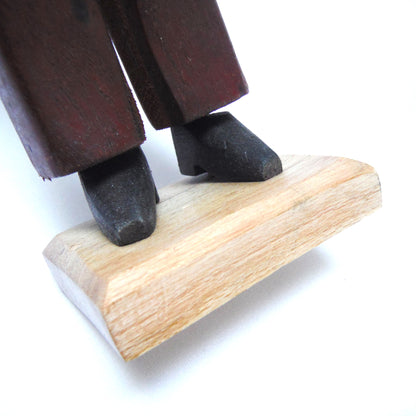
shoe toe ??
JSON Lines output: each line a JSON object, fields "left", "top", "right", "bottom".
{"left": 111, "top": 215, "right": 156, "bottom": 247}
{"left": 79, "top": 147, "right": 158, "bottom": 246}
{"left": 260, "top": 153, "right": 283, "bottom": 181}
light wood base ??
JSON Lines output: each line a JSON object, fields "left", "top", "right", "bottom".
{"left": 43, "top": 155, "right": 381, "bottom": 361}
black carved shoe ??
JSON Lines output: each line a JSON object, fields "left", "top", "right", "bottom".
{"left": 171, "top": 112, "right": 282, "bottom": 182}
{"left": 79, "top": 147, "right": 159, "bottom": 246}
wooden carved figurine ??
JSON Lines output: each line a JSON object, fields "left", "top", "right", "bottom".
{"left": 0, "top": 0, "right": 282, "bottom": 246}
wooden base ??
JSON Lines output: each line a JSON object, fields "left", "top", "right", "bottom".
{"left": 43, "top": 155, "right": 381, "bottom": 361}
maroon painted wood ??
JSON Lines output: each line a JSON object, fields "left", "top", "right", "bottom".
{"left": 0, "top": 0, "right": 145, "bottom": 179}
{"left": 100, "top": 0, "right": 248, "bottom": 130}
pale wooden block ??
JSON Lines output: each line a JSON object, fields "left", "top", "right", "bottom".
{"left": 43, "top": 155, "right": 381, "bottom": 361}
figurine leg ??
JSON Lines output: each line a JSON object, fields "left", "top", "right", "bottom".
{"left": 99, "top": 0, "right": 248, "bottom": 129}
{"left": 171, "top": 112, "right": 282, "bottom": 181}
{"left": 100, "top": 0, "right": 282, "bottom": 182}
{"left": 0, "top": 0, "right": 145, "bottom": 179}
{"left": 79, "top": 147, "right": 159, "bottom": 246}
{"left": 0, "top": 0, "right": 157, "bottom": 246}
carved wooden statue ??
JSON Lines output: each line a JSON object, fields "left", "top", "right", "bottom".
{"left": 1, "top": 0, "right": 382, "bottom": 361}
{"left": 0, "top": 0, "right": 282, "bottom": 245}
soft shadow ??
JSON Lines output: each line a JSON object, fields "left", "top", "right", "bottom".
{"left": 1, "top": 106, "right": 331, "bottom": 387}
{"left": 40, "top": 175, "right": 91, "bottom": 231}
{"left": 119, "top": 248, "right": 331, "bottom": 386}
{"left": 141, "top": 128, "right": 184, "bottom": 188}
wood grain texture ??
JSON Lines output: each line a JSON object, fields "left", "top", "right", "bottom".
{"left": 44, "top": 155, "right": 382, "bottom": 360}
{"left": 0, "top": 0, "right": 145, "bottom": 178}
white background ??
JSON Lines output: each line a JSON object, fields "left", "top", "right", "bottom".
{"left": 1, "top": 1, "right": 415, "bottom": 414}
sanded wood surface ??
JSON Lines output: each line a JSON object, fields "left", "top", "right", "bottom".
{"left": 44, "top": 155, "right": 381, "bottom": 360}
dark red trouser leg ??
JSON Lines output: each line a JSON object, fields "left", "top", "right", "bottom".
{"left": 99, "top": 0, "right": 248, "bottom": 130}
{"left": 0, "top": 0, "right": 145, "bottom": 179}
